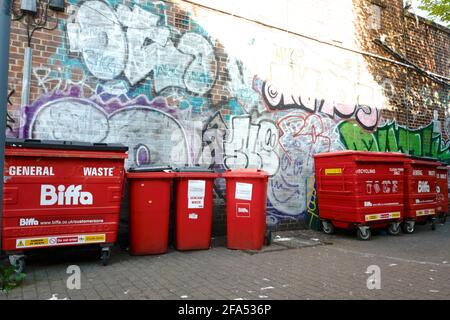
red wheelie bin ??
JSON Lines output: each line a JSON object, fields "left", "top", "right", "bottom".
{"left": 222, "top": 169, "right": 270, "bottom": 250}
{"left": 127, "top": 166, "right": 174, "bottom": 255}
{"left": 2, "top": 138, "right": 128, "bottom": 271}
{"left": 402, "top": 156, "right": 439, "bottom": 233}
{"left": 173, "top": 168, "right": 218, "bottom": 251}
{"left": 436, "top": 163, "right": 448, "bottom": 224}
{"left": 314, "top": 151, "right": 406, "bottom": 240}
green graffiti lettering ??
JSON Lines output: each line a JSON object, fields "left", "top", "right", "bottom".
{"left": 338, "top": 121, "right": 450, "bottom": 164}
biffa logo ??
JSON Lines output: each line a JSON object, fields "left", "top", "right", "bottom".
{"left": 40, "top": 185, "right": 93, "bottom": 206}
{"left": 20, "top": 218, "right": 39, "bottom": 226}
{"left": 236, "top": 203, "right": 251, "bottom": 218}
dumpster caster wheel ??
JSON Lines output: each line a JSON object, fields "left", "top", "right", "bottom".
{"left": 402, "top": 221, "right": 415, "bottom": 234}
{"left": 388, "top": 222, "right": 401, "bottom": 236}
{"left": 264, "top": 230, "right": 272, "bottom": 246}
{"left": 431, "top": 220, "right": 437, "bottom": 231}
{"left": 357, "top": 227, "right": 371, "bottom": 241}
{"left": 101, "top": 248, "right": 111, "bottom": 266}
{"left": 321, "top": 220, "right": 335, "bottom": 235}
{"left": 9, "top": 255, "right": 25, "bottom": 273}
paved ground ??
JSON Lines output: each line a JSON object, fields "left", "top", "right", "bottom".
{"left": 1, "top": 222, "right": 450, "bottom": 300}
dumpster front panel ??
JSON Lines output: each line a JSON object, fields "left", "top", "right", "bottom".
{"left": 127, "top": 173, "right": 173, "bottom": 255}
{"left": 174, "top": 173, "right": 217, "bottom": 251}
{"left": 222, "top": 169, "right": 269, "bottom": 251}
{"left": 314, "top": 152, "right": 405, "bottom": 228}
{"left": 403, "top": 159, "right": 438, "bottom": 220}
{"left": 436, "top": 166, "right": 448, "bottom": 214}
{"left": 2, "top": 147, "right": 127, "bottom": 251}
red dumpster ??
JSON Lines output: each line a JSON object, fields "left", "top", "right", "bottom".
{"left": 314, "top": 151, "right": 406, "bottom": 240}
{"left": 402, "top": 156, "right": 439, "bottom": 233}
{"left": 173, "top": 168, "right": 218, "bottom": 251}
{"left": 222, "top": 169, "right": 270, "bottom": 250}
{"left": 436, "top": 163, "right": 448, "bottom": 224}
{"left": 127, "top": 166, "right": 174, "bottom": 255}
{"left": 2, "top": 138, "right": 128, "bottom": 270}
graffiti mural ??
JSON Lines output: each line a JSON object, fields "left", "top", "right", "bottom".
{"left": 339, "top": 120, "right": 450, "bottom": 163}
{"left": 23, "top": 86, "right": 190, "bottom": 168}
{"left": 261, "top": 80, "right": 379, "bottom": 131}
{"left": 266, "top": 110, "right": 343, "bottom": 223}
{"left": 223, "top": 115, "right": 279, "bottom": 176}
{"left": 67, "top": 1, "right": 217, "bottom": 95}
{"left": 12, "top": 0, "right": 449, "bottom": 231}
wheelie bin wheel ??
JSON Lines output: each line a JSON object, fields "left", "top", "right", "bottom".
{"left": 264, "top": 230, "right": 272, "bottom": 246}
{"left": 357, "top": 227, "right": 371, "bottom": 241}
{"left": 321, "top": 220, "right": 335, "bottom": 235}
{"left": 100, "top": 248, "right": 111, "bottom": 266}
{"left": 402, "top": 221, "right": 415, "bottom": 234}
{"left": 387, "top": 222, "right": 400, "bottom": 236}
{"left": 9, "top": 255, "right": 25, "bottom": 273}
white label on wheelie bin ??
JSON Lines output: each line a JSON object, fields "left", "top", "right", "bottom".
{"left": 235, "top": 182, "right": 253, "bottom": 201}
{"left": 188, "top": 180, "right": 205, "bottom": 209}
{"left": 15, "top": 234, "right": 106, "bottom": 248}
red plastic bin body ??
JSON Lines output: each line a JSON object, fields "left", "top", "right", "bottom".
{"left": 314, "top": 151, "right": 406, "bottom": 229}
{"left": 2, "top": 141, "right": 127, "bottom": 252}
{"left": 436, "top": 165, "right": 449, "bottom": 215}
{"left": 174, "top": 172, "right": 218, "bottom": 251}
{"left": 403, "top": 157, "right": 439, "bottom": 222}
{"left": 222, "top": 169, "right": 269, "bottom": 251}
{"left": 127, "top": 171, "right": 175, "bottom": 255}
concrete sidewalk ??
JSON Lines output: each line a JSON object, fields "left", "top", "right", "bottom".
{"left": 1, "top": 223, "right": 450, "bottom": 300}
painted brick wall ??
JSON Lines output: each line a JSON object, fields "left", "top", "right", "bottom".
{"left": 5, "top": 0, "right": 449, "bottom": 233}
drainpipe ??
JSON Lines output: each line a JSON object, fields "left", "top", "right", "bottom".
{"left": 0, "top": 0, "right": 12, "bottom": 254}
{"left": 21, "top": 46, "right": 32, "bottom": 107}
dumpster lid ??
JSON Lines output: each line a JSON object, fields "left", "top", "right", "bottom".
{"left": 128, "top": 165, "right": 172, "bottom": 172}
{"left": 406, "top": 155, "right": 440, "bottom": 166}
{"left": 5, "top": 138, "right": 128, "bottom": 152}
{"left": 408, "top": 155, "right": 437, "bottom": 162}
{"left": 174, "top": 166, "right": 215, "bottom": 173}
{"left": 313, "top": 150, "right": 406, "bottom": 158}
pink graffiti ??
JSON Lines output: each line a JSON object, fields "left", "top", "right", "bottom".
{"left": 278, "top": 113, "right": 332, "bottom": 166}
{"left": 260, "top": 80, "right": 380, "bottom": 131}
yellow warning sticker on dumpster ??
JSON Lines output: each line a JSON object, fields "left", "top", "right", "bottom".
{"left": 416, "top": 209, "right": 435, "bottom": 217}
{"left": 365, "top": 211, "right": 401, "bottom": 222}
{"left": 84, "top": 234, "right": 106, "bottom": 243}
{"left": 15, "top": 234, "right": 106, "bottom": 249}
{"left": 16, "top": 238, "right": 49, "bottom": 248}
{"left": 325, "top": 168, "right": 343, "bottom": 175}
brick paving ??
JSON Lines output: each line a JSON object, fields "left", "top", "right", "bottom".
{"left": 1, "top": 222, "right": 449, "bottom": 300}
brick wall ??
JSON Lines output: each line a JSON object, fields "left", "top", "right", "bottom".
{"left": 5, "top": 0, "right": 449, "bottom": 233}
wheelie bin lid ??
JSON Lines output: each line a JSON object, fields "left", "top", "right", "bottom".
{"left": 5, "top": 138, "right": 128, "bottom": 152}
{"left": 127, "top": 165, "right": 175, "bottom": 179}
{"left": 174, "top": 166, "right": 218, "bottom": 178}
{"left": 174, "top": 166, "right": 214, "bottom": 172}
{"left": 128, "top": 165, "right": 172, "bottom": 172}
{"left": 221, "top": 168, "right": 270, "bottom": 178}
